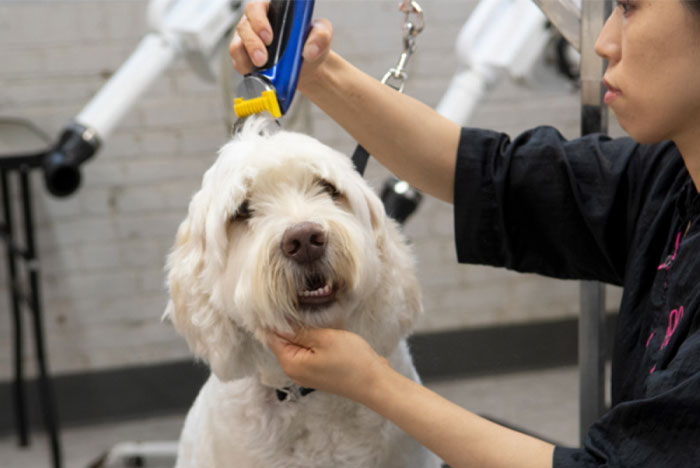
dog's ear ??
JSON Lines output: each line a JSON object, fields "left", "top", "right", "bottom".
{"left": 164, "top": 191, "right": 255, "bottom": 382}
{"left": 346, "top": 170, "right": 423, "bottom": 343}
{"left": 344, "top": 171, "right": 387, "bottom": 235}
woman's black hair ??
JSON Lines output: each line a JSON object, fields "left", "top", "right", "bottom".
{"left": 687, "top": 0, "right": 700, "bottom": 13}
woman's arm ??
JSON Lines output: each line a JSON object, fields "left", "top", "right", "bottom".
{"left": 367, "top": 362, "right": 555, "bottom": 468}
{"left": 267, "top": 328, "right": 554, "bottom": 468}
{"left": 299, "top": 51, "right": 460, "bottom": 203}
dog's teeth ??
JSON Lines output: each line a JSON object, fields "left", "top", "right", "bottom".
{"left": 300, "top": 281, "right": 333, "bottom": 297}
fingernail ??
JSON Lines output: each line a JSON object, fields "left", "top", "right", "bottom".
{"left": 253, "top": 50, "right": 266, "bottom": 66}
{"left": 303, "top": 43, "right": 320, "bottom": 61}
{"left": 260, "top": 29, "right": 272, "bottom": 45}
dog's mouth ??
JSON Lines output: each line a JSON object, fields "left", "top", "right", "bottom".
{"left": 297, "top": 273, "right": 337, "bottom": 309}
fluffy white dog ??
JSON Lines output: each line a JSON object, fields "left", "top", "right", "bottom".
{"left": 164, "top": 118, "right": 441, "bottom": 468}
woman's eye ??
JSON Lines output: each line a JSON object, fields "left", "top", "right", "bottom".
{"left": 616, "top": 0, "right": 634, "bottom": 15}
{"left": 232, "top": 200, "right": 253, "bottom": 222}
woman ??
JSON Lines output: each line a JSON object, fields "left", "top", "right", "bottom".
{"left": 230, "top": 1, "right": 700, "bottom": 466}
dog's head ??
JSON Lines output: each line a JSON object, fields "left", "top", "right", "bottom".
{"left": 164, "top": 118, "right": 421, "bottom": 383}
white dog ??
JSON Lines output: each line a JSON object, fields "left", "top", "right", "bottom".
{"left": 164, "top": 118, "right": 441, "bottom": 468}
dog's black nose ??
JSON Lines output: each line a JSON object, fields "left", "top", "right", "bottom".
{"left": 281, "top": 222, "right": 327, "bottom": 263}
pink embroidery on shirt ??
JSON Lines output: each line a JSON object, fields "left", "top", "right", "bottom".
{"left": 660, "top": 306, "right": 685, "bottom": 350}
{"left": 650, "top": 364, "right": 656, "bottom": 374}
{"left": 645, "top": 331, "right": 656, "bottom": 348}
{"left": 657, "top": 231, "right": 682, "bottom": 270}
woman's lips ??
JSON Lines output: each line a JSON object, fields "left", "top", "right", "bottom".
{"left": 603, "top": 78, "right": 622, "bottom": 105}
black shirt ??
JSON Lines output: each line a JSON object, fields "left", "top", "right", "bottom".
{"left": 453, "top": 126, "right": 700, "bottom": 467}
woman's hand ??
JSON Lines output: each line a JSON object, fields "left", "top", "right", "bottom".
{"left": 266, "top": 327, "right": 391, "bottom": 403}
{"left": 229, "top": 0, "right": 333, "bottom": 85}
{"left": 268, "top": 327, "right": 555, "bottom": 468}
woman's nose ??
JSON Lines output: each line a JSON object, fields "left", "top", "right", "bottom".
{"left": 594, "top": 9, "right": 622, "bottom": 64}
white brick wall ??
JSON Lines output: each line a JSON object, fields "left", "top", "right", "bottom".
{"left": 0, "top": 0, "right": 623, "bottom": 378}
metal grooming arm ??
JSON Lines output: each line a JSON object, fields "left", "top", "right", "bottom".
{"left": 532, "top": 0, "right": 581, "bottom": 51}
{"left": 43, "top": 0, "right": 243, "bottom": 197}
{"left": 435, "top": 0, "right": 552, "bottom": 124}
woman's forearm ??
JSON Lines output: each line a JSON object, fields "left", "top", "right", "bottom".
{"left": 362, "top": 368, "right": 555, "bottom": 468}
{"left": 300, "top": 51, "right": 460, "bottom": 203}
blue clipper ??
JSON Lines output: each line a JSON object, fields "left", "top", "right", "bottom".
{"left": 234, "top": 0, "right": 315, "bottom": 119}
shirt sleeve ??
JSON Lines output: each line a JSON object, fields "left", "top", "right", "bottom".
{"left": 453, "top": 126, "right": 649, "bottom": 285}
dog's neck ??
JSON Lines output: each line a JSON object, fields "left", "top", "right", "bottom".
{"left": 251, "top": 354, "right": 316, "bottom": 402}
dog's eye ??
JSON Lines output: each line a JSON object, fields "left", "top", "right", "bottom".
{"left": 231, "top": 200, "right": 253, "bottom": 222}
{"left": 320, "top": 180, "right": 341, "bottom": 200}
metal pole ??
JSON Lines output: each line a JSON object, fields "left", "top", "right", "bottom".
{"left": 19, "top": 167, "right": 63, "bottom": 468}
{"left": 532, "top": 0, "right": 581, "bottom": 52}
{"left": 578, "top": 0, "right": 612, "bottom": 444}
{"left": 1, "top": 169, "right": 30, "bottom": 446}
{"left": 578, "top": 281, "right": 607, "bottom": 441}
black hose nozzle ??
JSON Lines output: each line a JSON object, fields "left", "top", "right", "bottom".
{"left": 380, "top": 176, "right": 423, "bottom": 224}
{"left": 43, "top": 123, "right": 100, "bottom": 197}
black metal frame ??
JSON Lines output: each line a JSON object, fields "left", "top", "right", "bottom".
{"left": 0, "top": 119, "right": 62, "bottom": 468}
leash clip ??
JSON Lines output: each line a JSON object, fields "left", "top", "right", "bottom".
{"left": 381, "top": 0, "right": 424, "bottom": 93}
{"left": 400, "top": 0, "right": 424, "bottom": 41}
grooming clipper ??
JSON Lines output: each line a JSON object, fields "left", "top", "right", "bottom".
{"left": 234, "top": 0, "right": 315, "bottom": 120}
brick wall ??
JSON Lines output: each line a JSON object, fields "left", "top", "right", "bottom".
{"left": 0, "top": 0, "right": 623, "bottom": 379}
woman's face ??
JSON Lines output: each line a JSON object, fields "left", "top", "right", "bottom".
{"left": 595, "top": 0, "right": 700, "bottom": 144}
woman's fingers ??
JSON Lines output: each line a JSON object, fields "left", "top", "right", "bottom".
{"left": 229, "top": 31, "right": 254, "bottom": 75}
{"left": 230, "top": 1, "right": 272, "bottom": 73}
{"left": 303, "top": 18, "right": 333, "bottom": 62}
{"left": 230, "top": 0, "right": 334, "bottom": 79}
{"left": 266, "top": 328, "right": 319, "bottom": 358}
{"left": 266, "top": 329, "right": 321, "bottom": 385}
{"left": 237, "top": 16, "right": 267, "bottom": 69}
{"left": 245, "top": 0, "right": 273, "bottom": 45}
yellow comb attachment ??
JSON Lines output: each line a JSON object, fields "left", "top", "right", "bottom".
{"left": 234, "top": 89, "right": 282, "bottom": 119}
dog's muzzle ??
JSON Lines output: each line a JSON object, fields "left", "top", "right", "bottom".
{"left": 282, "top": 222, "right": 338, "bottom": 308}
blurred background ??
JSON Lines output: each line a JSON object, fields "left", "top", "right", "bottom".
{"left": 0, "top": 0, "right": 624, "bottom": 466}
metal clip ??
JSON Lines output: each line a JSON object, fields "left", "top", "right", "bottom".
{"left": 380, "top": 0, "right": 424, "bottom": 94}
{"left": 381, "top": 63, "right": 408, "bottom": 92}
{"left": 400, "top": 0, "right": 424, "bottom": 41}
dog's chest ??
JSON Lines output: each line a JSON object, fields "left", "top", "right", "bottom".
{"left": 201, "top": 377, "right": 401, "bottom": 467}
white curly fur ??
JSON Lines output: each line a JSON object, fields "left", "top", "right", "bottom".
{"left": 164, "top": 118, "right": 441, "bottom": 468}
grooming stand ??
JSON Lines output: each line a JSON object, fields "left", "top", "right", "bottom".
{"left": 0, "top": 118, "right": 63, "bottom": 468}
{"left": 535, "top": 0, "right": 613, "bottom": 443}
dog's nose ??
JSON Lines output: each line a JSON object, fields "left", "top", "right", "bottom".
{"left": 281, "top": 222, "right": 327, "bottom": 263}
